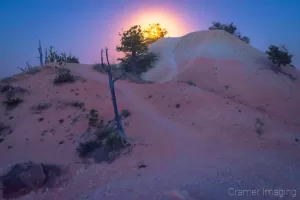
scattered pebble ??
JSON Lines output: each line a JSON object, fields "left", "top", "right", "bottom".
{"left": 38, "top": 117, "right": 44, "bottom": 122}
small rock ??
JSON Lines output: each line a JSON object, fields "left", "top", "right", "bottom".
{"left": 1, "top": 162, "right": 47, "bottom": 199}
{"left": 38, "top": 117, "right": 44, "bottom": 122}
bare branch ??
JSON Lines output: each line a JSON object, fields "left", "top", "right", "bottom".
{"left": 105, "top": 47, "right": 111, "bottom": 67}
{"left": 101, "top": 49, "right": 108, "bottom": 72}
{"left": 281, "top": 45, "right": 290, "bottom": 54}
{"left": 113, "top": 71, "right": 126, "bottom": 83}
{"left": 17, "top": 67, "right": 26, "bottom": 72}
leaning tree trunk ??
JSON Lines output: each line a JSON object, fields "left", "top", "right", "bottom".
{"left": 38, "top": 40, "right": 43, "bottom": 66}
{"left": 108, "top": 70, "right": 126, "bottom": 140}
{"left": 102, "top": 48, "right": 127, "bottom": 142}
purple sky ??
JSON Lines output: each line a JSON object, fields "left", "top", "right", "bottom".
{"left": 0, "top": 0, "right": 299, "bottom": 78}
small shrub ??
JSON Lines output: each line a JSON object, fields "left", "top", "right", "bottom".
{"left": 46, "top": 47, "right": 80, "bottom": 64}
{"left": 266, "top": 45, "right": 293, "bottom": 68}
{"left": 77, "top": 119, "right": 127, "bottom": 163}
{"left": 88, "top": 109, "right": 99, "bottom": 126}
{"left": 224, "top": 85, "right": 229, "bottom": 90}
{"left": 120, "top": 109, "right": 131, "bottom": 118}
{"left": 186, "top": 80, "right": 196, "bottom": 86}
{"left": 53, "top": 69, "right": 75, "bottom": 84}
{"left": 0, "top": 123, "right": 10, "bottom": 132}
{"left": 65, "top": 101, "right": 85, "bottom": 109}
{"left": 175, "top": 104, "right": 180, "bottom": 108}
{"left": 0, "top": 85, "right": 27, "bottom": 96}
{"left": 38, "top": 117, "right": 44, "bottom": 122}
{"left": 119, "top": 52, "right": 159, "bottom": 74}
{"left": 208, "top": 21, "right": 250, "bottom": 43}
{"left": 3, "top": 97, "right": 23, "bottom": 109}
{"left": 137, "top": 161, "right": 147, "bottom": 169}
{"left": 18, "top": 62, "right": 41, "bottom": 75}
{"left": 0, "top": 84, "right": 13, "bottom": 93}
{"left": 31, "top": 102, "right": 52, "bottom": 112}
{"left": 101, "top": 132, "right": 123, "bottom": 149}
{"left": 255, "top": 118, "right": 264, "bottom": 136}
{"left": 0, "top": 123, "right": 11, "bottom": 141}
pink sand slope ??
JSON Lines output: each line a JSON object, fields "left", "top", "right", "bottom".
{"left": 0, "top": 30, "right": 300, "bottom": 200}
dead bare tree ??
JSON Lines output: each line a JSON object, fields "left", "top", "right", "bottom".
{"left": 101, "top": 47, "right": 127, "bottom": 143}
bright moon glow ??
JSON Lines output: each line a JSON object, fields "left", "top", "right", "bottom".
{"left": 127, "top": 8, "right": 188, "bottom": 37}
{"left": 110, "top": 6, "right": 192, "bottom": 63}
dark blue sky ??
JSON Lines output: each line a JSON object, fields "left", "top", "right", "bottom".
{"left": 1, "top": 0, "right": 299, "bottom": 77}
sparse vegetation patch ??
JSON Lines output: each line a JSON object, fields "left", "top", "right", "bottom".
{"left": 53, "top": 68, "right": 75, "bottom": 84}
{"left": 76, "top": 119, "right": 129, "bottom": 163}
{"left": 88, "top": 109, "right": 99, "bottom": 127}
{"left": 31, "top": 102, "right": 52, "bottom": 112}
{"left": 137, "top": 161, "right": 147, "bottom": 169}
{"left": 0, "top": 84, "right": 27, "bottom": 97}
{"left": 0, "top": 122, "right": 12, "bottom": 142}
{"left": 120, "top": 109, "right": 131, "bottom": 118}
{"left": 17, "top": 62, "right": 41, "bottom": 75}
{"left": 45, "top": 46, "right": 80, "bottom": 64}
{"left": 255, "top": 118, "right": 264, "bottom": 136}
{"left": 187, "top": 80, "right": 197, "bottom": 86}
{"left": 3, "top": 97, "right": 23, "bottom": 109}
{"left": 64, "top": 101, "right": 85, "bottom": 109}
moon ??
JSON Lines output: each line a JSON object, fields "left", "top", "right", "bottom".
{"left": 126, "top": 7, "right": 188, "bottom": 37}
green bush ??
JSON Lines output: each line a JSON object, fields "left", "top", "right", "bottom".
{"left": 3, "top": 97, "right": 23, "bottom": 109}
{"left": 266, "top": 45, "right": 293, "bottom": 68}
{"left": 120, "top": 109, "right": 131, "bottom": 118}
{"left": 31, "top": 102, "right": 52, "bottom": 111}
{"left": 46, "top": 46, "right": 80, "bottom": 64}
{"left": 53, "top": 69, "right": 75, "bottom": 84}
{"left": 88, "top": 109, "right": 99, "bottom": 126}
{"left": 76, "top": 120, "right": 126, "bottom": 163}
{"left": 119, "top": 51, "right": 159, "bottom": 74}
{"left": 208, "top": 21, "right": 250, "bottom": 43}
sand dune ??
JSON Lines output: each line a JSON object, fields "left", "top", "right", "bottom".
{"left": 0, "top": 31, "right": 300, "bottom": 199}
{"left": 143, "top": 30, "right": 269, "bottom": 82}
{"left": 143, "top": 30, "right": 300, "bottom": 125}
